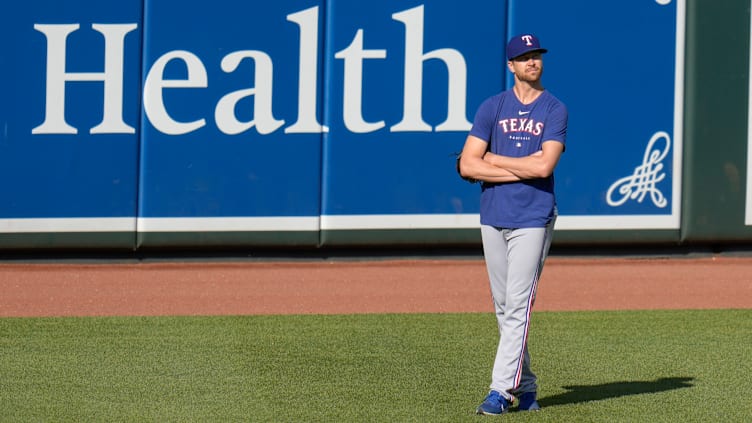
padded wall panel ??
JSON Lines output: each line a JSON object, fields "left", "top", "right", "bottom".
{"left": 136, "top": 0, "right": 324, "bottom": 247}
{"left": 510, "top": 0, "right": 683, "bottom": 240}
{"left": 0, "top": 0, "right": 142, "bottom": 249}
{"left": 319, "top": 0, "right": 505, "bottom": 246}
{"left": 681, "top": 0, "right": 752, "bottom": 243}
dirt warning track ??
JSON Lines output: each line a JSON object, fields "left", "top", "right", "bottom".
{"left": 1, "top": 256, "right": 751, "bottom": 317}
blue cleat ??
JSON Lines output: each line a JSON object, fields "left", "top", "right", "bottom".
{"left": 517, "top": 391, "right": 541, "bottom": 411}
{"left": 476, "top": 390, "right": 510, "bottom": 415}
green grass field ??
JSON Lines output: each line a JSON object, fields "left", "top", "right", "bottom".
{"left": 1, "top": 309, "right": 750, "bottom": 422}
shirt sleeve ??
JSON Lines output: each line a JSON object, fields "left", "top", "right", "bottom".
{"left": 543, "top": 101, "right": 568, "bottom": 148}
{"left": 468, "top": 96, "right": 498, "bottom": 142}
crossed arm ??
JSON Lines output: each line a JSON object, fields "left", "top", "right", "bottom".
{"left": 458, "top": 135, "right": 564, "bottom": 183}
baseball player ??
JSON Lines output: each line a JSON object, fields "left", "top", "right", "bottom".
{"left": 458, "top": 33, "right": 567, "bottom": 415}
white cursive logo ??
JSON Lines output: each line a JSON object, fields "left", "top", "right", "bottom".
{"left": 606, "top": 131, "right": 671, "bottom": 208}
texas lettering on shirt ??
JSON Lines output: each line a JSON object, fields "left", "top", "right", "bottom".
{"left": 497, "top": 117, "right": 543, "bottom": 136}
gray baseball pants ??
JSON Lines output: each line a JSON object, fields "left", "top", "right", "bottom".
{"left": 480, "top": 217, "right": 555, "bottom": 401}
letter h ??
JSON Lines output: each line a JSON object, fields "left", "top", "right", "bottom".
{"left": 32, "top": 23, "right": 138, "bottom": 134}
{"left": 390, "top": 6, "right": 471, "bottom": 132}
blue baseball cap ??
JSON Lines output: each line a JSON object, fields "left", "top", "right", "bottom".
{"left": 506, "top": 34, "right": 548, "bottom": 60}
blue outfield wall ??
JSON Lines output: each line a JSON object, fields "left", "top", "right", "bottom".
{"left": 4, "top": 0, "right": 748, "bottom": 251}
{"left": 1, "top": 0, "right": 142, "bottom": 248}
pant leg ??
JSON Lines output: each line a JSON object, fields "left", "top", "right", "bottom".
{"left": 483, "top": 220, "right": 555, "bottom": 398}
{"left": 480, "top": 225, "right": 509, "bottom": 336}
{"left": 515, "top": 216, "right": 556, "bottom": 394}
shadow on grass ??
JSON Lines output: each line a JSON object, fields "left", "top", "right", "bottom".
{"left": 540, "top": 377, "right": 695, "bottom": 407}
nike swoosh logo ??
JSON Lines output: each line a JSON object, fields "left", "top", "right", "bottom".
{"left": 518, "top": 110, "right": 530, "bottom": 116}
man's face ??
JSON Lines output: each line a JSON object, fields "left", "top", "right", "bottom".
{"left": 508, "top": 52, "right": 544, "bottom": 82}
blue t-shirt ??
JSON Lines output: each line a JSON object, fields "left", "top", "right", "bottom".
{"left": 469, "top": 89, "right": 567, "bottom": 228}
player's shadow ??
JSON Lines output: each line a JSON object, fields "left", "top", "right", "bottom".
{"left": 539, "top": 377, "right": 695, "bottom": 408}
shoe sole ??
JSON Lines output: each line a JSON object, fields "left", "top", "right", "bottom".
{"left": 476, "top": 407, "right": 507, "bottom": 416}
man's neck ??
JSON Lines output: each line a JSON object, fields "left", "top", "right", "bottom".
{"left": 513, "top": 82, "right": 544, "bottom": 105}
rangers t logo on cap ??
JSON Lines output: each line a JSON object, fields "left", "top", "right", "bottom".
{"left": 506, "top": 33, "right": 548, "bottom": 60}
